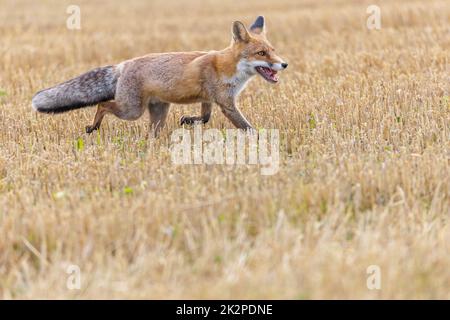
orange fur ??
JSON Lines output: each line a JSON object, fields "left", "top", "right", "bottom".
{"left": 34, "top": 16, "right": 288, "bottom": 136}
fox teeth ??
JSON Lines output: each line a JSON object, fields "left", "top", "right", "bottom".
{"left": 255, "top": 66, "right": 278, "bottom": 83}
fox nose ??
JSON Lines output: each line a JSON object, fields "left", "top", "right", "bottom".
{"left": 281, "top": 63, "right": 288, "bottom": 69}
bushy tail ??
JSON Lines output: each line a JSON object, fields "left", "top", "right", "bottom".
{"left": 32, "top": 65, "right": 119, "bottom": 113}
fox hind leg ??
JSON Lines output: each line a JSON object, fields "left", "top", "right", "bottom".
{"left": 85, "top": 82, "right": 145, "bottom": 134}
{"left": 148, "top": 101, "right": 170, "bottom": 138}
{"left": 86, "top": 101, "right": 115, "bottom": 133}
{"left": 180, "top": 102, "right": 212, "bottom": 126}
{"left": 85, "top": 100, "right": 145, "bottom": 134}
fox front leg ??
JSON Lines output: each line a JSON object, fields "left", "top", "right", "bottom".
{"left": 216, "top": 98, "right": 254, "bottom": 130}
{"left": 180, "top": 102, "right": 212, "bottom": 125}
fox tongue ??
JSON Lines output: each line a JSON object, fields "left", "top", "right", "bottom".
{"left": 268, "top": 69, "right": 278, "bottom": 82}
{"left": 257, "top": 66, "right": 278, "bottom": 82}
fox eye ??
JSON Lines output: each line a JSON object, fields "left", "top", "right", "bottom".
{"left": 257, "top": 51, "right": 266, "bottom": 56}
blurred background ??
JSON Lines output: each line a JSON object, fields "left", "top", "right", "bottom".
{"left": 0, "top": 0, "right": 448, "bottom": 299}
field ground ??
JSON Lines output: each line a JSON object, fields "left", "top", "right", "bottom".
{"left": 0, "top": 0, "right": 449, "bottom": 299}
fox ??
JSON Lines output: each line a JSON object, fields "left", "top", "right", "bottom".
{"left": 32, "top": 16, "right": 288, "bottom": 137}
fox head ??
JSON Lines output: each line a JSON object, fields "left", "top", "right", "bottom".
{"left": 231, "top": 16, "right": 288, "bottom": 83}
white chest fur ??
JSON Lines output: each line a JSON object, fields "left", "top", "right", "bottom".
{"left": 223, "top": 59, "right": 255, "bottom": 97}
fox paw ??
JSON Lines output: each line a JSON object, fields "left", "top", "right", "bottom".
{"left": 180, "top": 116, "right": 204, "bottom": 126}
{"left": 180, "top": 116, "right": 194, "bottom": 126}
{"left": 85, "top": 125, "right": 98, "bottom": 134}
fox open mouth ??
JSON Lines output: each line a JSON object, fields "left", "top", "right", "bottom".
{"left": 255, "top": 66, "right": 278, "bottom": 83}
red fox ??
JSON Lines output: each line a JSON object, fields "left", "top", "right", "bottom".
{"left": 32, "top": 16, "right": 287, "bottom": 136}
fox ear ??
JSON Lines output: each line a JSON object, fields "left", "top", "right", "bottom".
{"left": 250, "top": 16, "right": 265, "bottom": 34}
{"left": 232, "top": 21, "right": 250, "bottom": 43}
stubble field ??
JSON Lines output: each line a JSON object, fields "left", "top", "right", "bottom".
{"left": 0, "top": 0, "right": 449, "bottom": 299}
